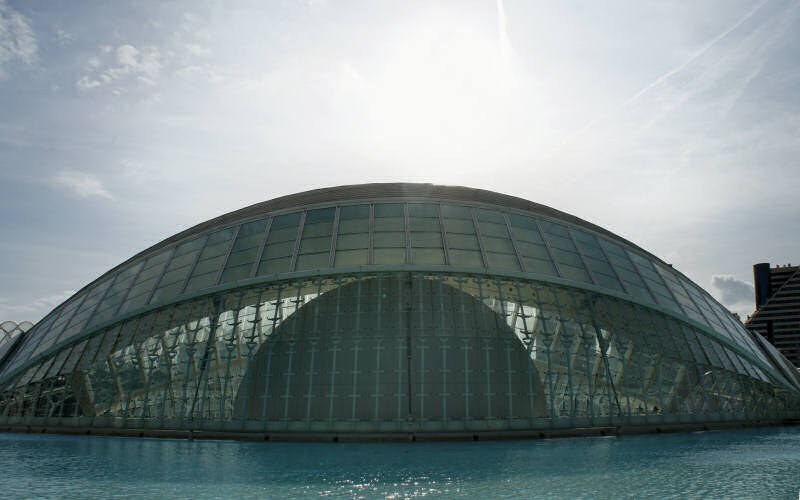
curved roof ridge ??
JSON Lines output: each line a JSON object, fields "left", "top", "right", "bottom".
{"left": 107, "top": 183, "right": 653, "bottom": 278}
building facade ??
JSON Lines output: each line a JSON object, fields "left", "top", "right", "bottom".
{"left": 0, "top": 184, "right": 798, "bottom": 439}
{"left": 746, "top": 263, "right": 800, "bottom": 368}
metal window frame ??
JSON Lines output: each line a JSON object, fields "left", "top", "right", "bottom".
{"left": 470, "top": 208, "right": 489, "bottom": 269}
{"left": 627, "top": 250, "right": 686, "bottom": 316}
{"left": 404, "top": 203, "right": 411, "bottom": 265}
{"left": 289, "top": 211, "right": 307, "bottom": 272}
{"left": 504, "top": 213, "right": 527, "bottom": 273}
{"left": 533, "top": 218, "right": 563, "bottom": 278}
{"left": 214, "top": 225, "right": 242, "bottom": 286}
{"left": 143, "top": 246, "right": 179, "bottom": 307}
{"left": 566, "top": 227, "right": 598, "bottom": 286}
{"left": 329, "top": 207, "right": 341, "bottom": 268}
{"left": 178, "top": 234, "right": 212, "bottom": 296}
{"left": 594, "top": 235, "right": 632, "bottom": 296}
{"left": 368, "top": 204, "right": 375, "bottom": 265}
{"left": 438, "top": 204, "right": 451, "bottom": 266}
{"left": 250, "top": 217, "right": 274, "bottom": 279}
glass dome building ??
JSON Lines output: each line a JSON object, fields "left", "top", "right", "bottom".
{"left": 1, "top": 183, "right": 798, "bottom": 439}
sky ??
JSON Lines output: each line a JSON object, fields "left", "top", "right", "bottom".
{"left": 1, "top": 0, "right": 799, "bottom": 323}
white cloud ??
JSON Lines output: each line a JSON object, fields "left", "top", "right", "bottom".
{"left": 711, "top": 274, "right": 754, "bottom": 311}
{"left": 0, "top": 290, "right": 74, "bottom": 321}
{"left": 0, "top": 0, "right": 37, "bottom": 78}
{"left": 76, "top": 75, "right": 101, "bottom": 90}
{"left": 184, "top": 43, "right": 211, "bottom": 57}
{"left": 76, "top": 43, "right": 162, "bottom": 91}
{"left": 116, "top": 44, "right": 139, "bottom": 66}
{"left": 52, "top": 171, "right": 113, "bottom": 200}
{"left": 55, "top": 28, "right": 74, "bottom": 45}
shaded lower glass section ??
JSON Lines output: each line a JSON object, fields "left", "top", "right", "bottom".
{"left": 1, "top": 272, "right": 798, "bottom": 436}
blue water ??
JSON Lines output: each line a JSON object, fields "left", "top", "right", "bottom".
{"left": 0, "top": 428, "right": 798, "bottom": 499}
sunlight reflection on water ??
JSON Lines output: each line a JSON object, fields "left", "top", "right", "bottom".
{"left": 0, "top": 427, "right": 798, "bottom": 499}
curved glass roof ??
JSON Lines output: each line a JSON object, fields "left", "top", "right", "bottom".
{"left": 1, "top": 184, "right": 797, "bottom": 392}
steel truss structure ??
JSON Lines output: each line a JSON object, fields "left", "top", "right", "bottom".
{"left": 1, "top": 184, "right": 798, "bottom": 438}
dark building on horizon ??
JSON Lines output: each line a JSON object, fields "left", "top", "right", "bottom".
{"left": 746, "top": 263, "right": 800, "bottom": 368}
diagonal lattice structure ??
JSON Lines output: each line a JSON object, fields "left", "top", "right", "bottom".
{"left": 0, "top": 184, "right": 798, "bottom": 439}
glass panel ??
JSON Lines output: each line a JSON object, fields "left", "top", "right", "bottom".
{"left": 516, "top": 241, "right": 550, "bottom": 260}
{"left": 509, "top": 215, "right": 553, "bottom": 276}
{"left": 598, "top": 238, "right": 654, "bottom": 303}
{"left": 338, "top": 204, "right": 369, "bottom": 235}
{"left": 336, "top": 233, "right": 369, "bottom": 250}
{"left": 409, "top": 204, "right": 443, "bottom": 265}
{"left": 412, "top": 248, "right": 445, "bottom": 265}
{"left": 626, "top": 251, "right": 682, "bottom": 313}
{"left": 295, "top": 208, "right": 336, "bottom": 271}
{"left": 374, "top": 202, "right": 406, "bottom": 266}
{"left": 477, "top": 221, "right": 509, "bottom": 238}
{"left": 444, "top": 219, "right": 475, "bottom": 234}
{"left": 296, "top": 253, "right": 330, "bottom": 270}
{"left": 476, "top": 212, "right": 518, "bottom": 271}
{"left": 340, "top": 204, "right": 369, "bottom": 219}
{"left": 409, "top": 218, "right": 440, "bottom": 232}
{"left": 374, "top": 203, "right": 403, "bottom": 217}
{"left": 88, "top": 259, "right": 147, "bottom": 328}
{"left": 145, "top": 237, "right": 207, "bottom": 307}
{"left": 449, "top": 249, "right": 483, "bottom": 267}
{"left": 523, "top": 257, "right": 557, "bottom": 276}
{"left": 184, "top": 227, "right": 237, "bottom": 293}
{"left": 373, "top": 217, "right": 404, "bottom": 231}
{"left": 411, "top": 232, "right": 442, "bottom": 248}
{"left": 334, "top": 249, "right": 368, "bottom": 267}
{"left": 408, "top": 203, "right": 439, "bottom": 218}
{"left": 476, "top": 208, "right": 505, "bottom": 224}
{"left": 257, "top": 257, "right": 292, "bottom": 275}
{"left": 447, "top": 233, "right": 479, "bottom": 250}
{"left": 441, "top": 205, "right": 471, "bottom": 219}
{"left": 300, "top": 237, "right": 332, "bottom": 254}
{"left": 373, "top": 232, "right": 405, "bottom": 247}
{"left": 257, "top": 213, "right": 301, "bottom": 276}
{"left": 538, "top": 221, "right": 591, "bottom": 284}
{"left": 486, "top": 252, "right": 520, "bottom": 271}
{"left": 373, "top": 248, "right": 406, "bottom": 265}
{"left": 483, "top": 236, "right": 514, "bottom": 254}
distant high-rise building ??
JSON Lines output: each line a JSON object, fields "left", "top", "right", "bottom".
{"left": 745, "top": 263, "right": 800, "bottom": 367}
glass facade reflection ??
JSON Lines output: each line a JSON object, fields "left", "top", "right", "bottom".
{"left": 1, "top": 184, "right": 798, "bottom": 438}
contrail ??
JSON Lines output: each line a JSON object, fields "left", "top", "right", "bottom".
{"left": 496, "top": 0, "right": 512, "bottom": 58}
{"left": 624, "top": 0, "right": 770, "bottom": 107}
{"left": 549, "top": 0, "right": 771, "bottom": 155}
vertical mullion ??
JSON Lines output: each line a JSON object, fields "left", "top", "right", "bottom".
{"left": 631, "top": 254, "right": 682, "bottom": 313}
{"left": 403, "top": 203, "right": 411, "bottom": 265}
{"left": 48, "top": 292, "right": 91, "bottom": 348}
{"left": 503, "top": 213, "right": 526, "bottom": 273}
{"left": 471, "top": 208, "right": 489, "bottom": 269}
{"left": 289, "top": 211, "right": 307, "bottom": 272}
{"left": 647, "top": 260, "right": 688, "bottom": 316}
{"left": 595, "top": 238, "right": 631, "bottom": 296}
{"left": 329, "top": 207, "right": 340, "bottom": 268}
{"left": 534, "top": 219, "right": 563, "bottom": 278}
{"left": 566, "top": 228, "right": 598, "bottom": 286}
{"left": 438, "top": 204, "right": 450, "bottom": 266}
{"left": 680, "top": 278, "right": 728, "bottom": 332}
{"left": 368, "top": 204, "right": 375, "bottom": 265}
{"left": 250, "top": 217, "right": 273, "bottom": 279}
{"left": 214, "top": 225, "right": 242, "bottom": 286}
{"left": 82, "top": 272, "right": 121, "bottom": 329}
{"left": 144, "top": 246, "right": 178, "bottom": 307}
{"left": 179, "top": 234, "right": 211, "bottom": 296}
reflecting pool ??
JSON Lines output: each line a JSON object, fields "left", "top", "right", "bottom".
{"left": 1, "top": 427, "right": 798, "bottom": 499}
